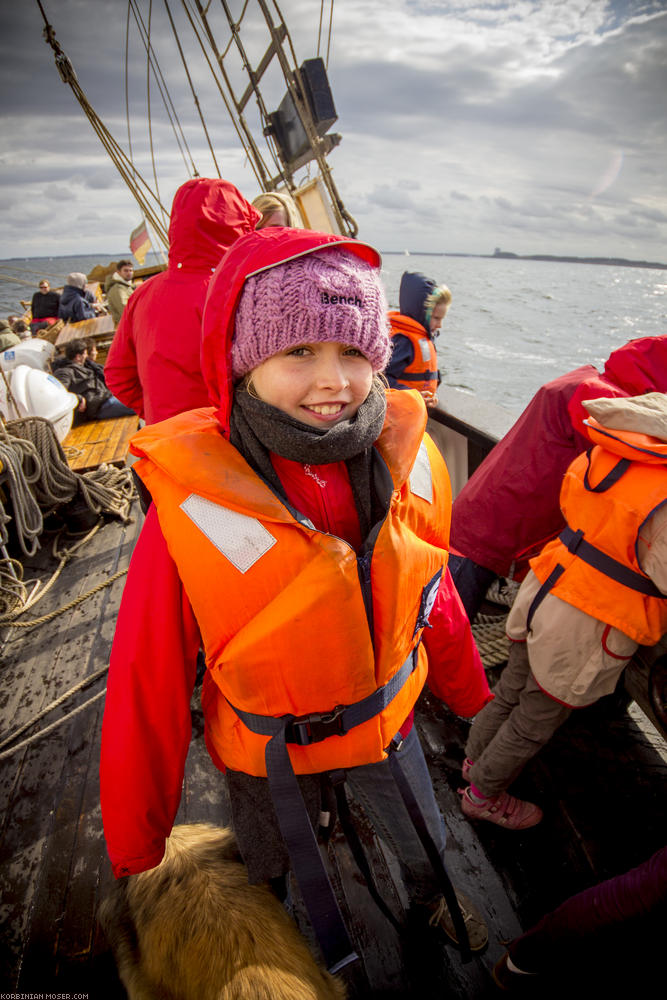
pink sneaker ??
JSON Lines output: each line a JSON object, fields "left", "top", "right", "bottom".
{"left": 462, "top": 757, "right": 474, "bottom": 781}
{"left": 459, "top": 786, "right": 543, "bottom": 830}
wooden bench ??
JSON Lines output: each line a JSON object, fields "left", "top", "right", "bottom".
{"left": 62, "top": 415, "right": 140, "bottom": 473}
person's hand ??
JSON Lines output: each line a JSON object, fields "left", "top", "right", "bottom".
{"left": 421, "top": 389, "right": 438, "bottom": 408}
{"left": 78, "top": 396, "right": 87, "bottom": 413}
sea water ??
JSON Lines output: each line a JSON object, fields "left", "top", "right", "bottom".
{"left": 1, "top": 252, "right": 665, "bottom": 416}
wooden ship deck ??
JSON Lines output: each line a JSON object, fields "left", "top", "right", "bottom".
{"left": 1, "top": 495, "right": 665, "bottom": 997}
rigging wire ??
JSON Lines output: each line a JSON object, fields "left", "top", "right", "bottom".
{"left": 35, "top": 0, "right": 170, "bottom": 249}
{"left": 145, "top": 1, "right": 164, "bottom": 228}
{"left": 182, "top": 0, "right": 268, "bottom": 189}
{"left": 221, "top": 0, "right": 250, "bottom": 59}
{"left": 326, "top": 0, "right": 334, "bottom": 69}
{"left": 128, "top": 0, "right": 198, "bottom": 180}
{"left": 163, "top": 0, "right": 220, "bottom": 177}
{"left": 213, "top": 0, "right": 289, "bottom": 183}
{"left": 317, "top": 1, "right": 324, "bottom": 57}
{"left": 125, "top": 4, "right": 135, "bottom": 188}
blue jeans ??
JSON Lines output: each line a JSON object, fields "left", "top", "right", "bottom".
{"left": 95, "top": 395, "right": 136, "bottom": 419}
{"left": 344, "top": 726, "right": 447, "bottom": 906}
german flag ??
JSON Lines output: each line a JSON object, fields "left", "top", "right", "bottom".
{"left": 130, "top": 221, "right": 151, "bottom": 265}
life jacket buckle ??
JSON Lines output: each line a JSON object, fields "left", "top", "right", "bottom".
{"left": 566, "top": 528, "right": 585, "bottom": 553}
{"left": 286, "top": 705, "right": 347, "bottom": 746}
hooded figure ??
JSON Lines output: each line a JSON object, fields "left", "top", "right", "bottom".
{"left": 58, "top": 273, "right": 98, "bottom": 323}
{"left": 384, "top": 271, "right": 451, "bottom": 407}
{"left": 104, "top": 178, "right": 260, "bottom": 424}
{"left": 449, "top": 334, "right": 667, "bottom": 621}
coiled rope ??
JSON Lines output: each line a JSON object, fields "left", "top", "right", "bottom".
{"left": 0, "top": 422, "right": 43, "bottom": 557}
{"left": 0, "top": 416, "right": 136, "bottom": 623}
{"left": 6, "top": 417, "right": 135, "bottom": 522}
{"left": 470, "top": 578, "right": 520, "bottom": 669}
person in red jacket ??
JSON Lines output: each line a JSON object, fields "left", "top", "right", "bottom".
{"left": 449, "top": 334, "right": 667, "bottom": 621}
{"left": 104, "top": 177, "right": 260, "bottom": 424}
{"left": 101, "top": 227, "right": 492, "bottom": 973}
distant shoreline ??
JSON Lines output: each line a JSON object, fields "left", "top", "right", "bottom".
{"left": 382, "top": 250, "right": 667, "bottom": 270}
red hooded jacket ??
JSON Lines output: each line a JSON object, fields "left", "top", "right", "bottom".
{"left": 101, "top": 229, "right": 490, "bottom": 877}
{"left": 450, "top": 335, "right": 667, "bottom": 577}
{"left": 105, "top": 178, "right": 260, "bottom": 424}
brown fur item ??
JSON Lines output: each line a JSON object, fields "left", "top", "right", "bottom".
{"left": 98, "top": 823, "right": 346, "bottom": 1000}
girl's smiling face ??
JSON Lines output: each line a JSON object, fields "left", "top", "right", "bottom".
{"left": 250, "top": 341, "right": 374, "bottom": 428}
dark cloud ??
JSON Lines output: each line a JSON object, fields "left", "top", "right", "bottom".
{"left": 0, "top": 1, "right": 666, "bottom": 259}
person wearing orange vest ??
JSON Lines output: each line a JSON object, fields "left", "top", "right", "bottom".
{"left": 385, "top": 271, "right": 451, "bottom": 407}
{"left": 458, "top": 392, "right": 667, "bottom": 829}
{"left": 100, "top": 227, "right": 492, "bottom": 974}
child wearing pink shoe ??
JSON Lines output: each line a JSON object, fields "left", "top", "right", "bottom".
{"left": 460, "top": 393, "right": 667, "bottom": 829}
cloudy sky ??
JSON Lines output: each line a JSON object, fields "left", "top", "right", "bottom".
{"left": 1, "top": 0, "right": 666, "bottom": 261}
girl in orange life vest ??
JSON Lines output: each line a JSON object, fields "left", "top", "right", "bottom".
{"left": 385, "top": 271, "right": 452, "bottom": 408}
{"left": 100, "top": 228, "right": 491, "bottom": 960}
{"left": 459, "top": 393, "right": 667, "bottom": 830}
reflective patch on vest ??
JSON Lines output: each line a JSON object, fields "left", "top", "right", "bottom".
{"left": 180, "top": 494, "right": 277, "bottom": 573}
{"left": 414, "top": 567, "right": 443, "bottom": 635}
{"left": 418, "top": 338, "right": 432, "bottom": 362}
{"left": 409, "top": 442, "right": 433, "bottom": 503}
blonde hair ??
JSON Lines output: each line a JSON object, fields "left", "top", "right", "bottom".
{"left": 423, "top": 285, "right": 452, "bottom": 329}
{"left": 253, "top": 191, "right": 302, "bottom": 229}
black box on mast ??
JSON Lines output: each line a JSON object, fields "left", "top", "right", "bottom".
{"left": 266, "top": 58, "right": 338, "bottom": 166}
{"left": 300, "top": 58, "right": 337, "bottom": 135}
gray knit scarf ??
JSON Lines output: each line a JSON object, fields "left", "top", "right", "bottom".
{"left": 230, "top": 379, "right": 387, "bottom": 541}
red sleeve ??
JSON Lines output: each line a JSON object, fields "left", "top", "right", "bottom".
{"left": 104, "top": 300, "right": 146, "bottom": 419}
{"left": 100, "top": 505, "right": 201, "bottom": 877}
{"left": 422, "top": 567, "right": 492, "bottom": 718}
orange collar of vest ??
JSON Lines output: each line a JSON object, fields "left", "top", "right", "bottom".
{"left": 131, "top": 390, "right": 428, "bottom": 509}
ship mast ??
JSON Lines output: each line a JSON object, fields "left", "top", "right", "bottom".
{"left": 36, "top": 0, "right": 358, "bottom": 242}
{"left": 193, "top": 0, "right": 357, "bottom": 236}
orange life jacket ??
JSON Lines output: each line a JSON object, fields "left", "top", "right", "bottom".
{"left": 131, "top": 389, "right": 452, "bottom": 777}
{"left": 388, "top": 312, "right": 438, "bottom": 392}
{"left": 529, "top": 418, "right": 667, "bottom": 645}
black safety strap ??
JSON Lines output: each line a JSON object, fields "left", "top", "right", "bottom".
{"left": 265, "top": 723, "right": 358, "bottom": 973}
{"left": 228, "top": 650, "right": 418, "bottom": 973}
{"left": 583, "top": 453, "right": 631, "bottom": 493}
{"left": 526, "top": 564, "right": 565, "bottom": 631}
{"left": 387, "top": 740, "right": 472, "bottom": 963}
{"left": 398, "top": 370, "right": 439, "bottom": 382}
{"left": 559, "top": 526, "right": 665, "bottom": 597}
{"left": 329, "top": 769, "right": 403, "bottom": 934}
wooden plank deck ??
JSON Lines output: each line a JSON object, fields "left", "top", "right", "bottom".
{"left": 55, "top": 315, "right": 115, "bottom": 347}
{"left": 62, "top": 416, "right": 140, "bottom": 473}
{"left": 1, "top": 515, "right": 665, "bottom": 995}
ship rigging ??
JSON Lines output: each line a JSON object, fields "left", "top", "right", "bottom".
{"left": 35, "top": 0, "right": 358, "bottom": 253}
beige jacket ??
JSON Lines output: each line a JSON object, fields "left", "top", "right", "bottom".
{"left": 506, "top": 393, "right": 667, "bottom": 706}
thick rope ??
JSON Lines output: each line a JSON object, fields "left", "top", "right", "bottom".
{"left": 0, "top": 666, "right": 108, "bottom": 752}
{"left": 472, "top": 614, "right": 510, "bottom": 669}
{"left": 1, "top": 566, "right": 127, "bottom": 629}
{"left": 0, "top": 689, "right": 106, "bottom": 761}
{"left": 6, "top": 417, "right": 136, "bottom": 522}
{"left": 470, "top": 578, "right": 520, "bottom": 669}
{"left": 0, "top": 424, "right": 43, "bottom": 556}
{"left": 0, "top": 417, "right": 135, "bottom": 622}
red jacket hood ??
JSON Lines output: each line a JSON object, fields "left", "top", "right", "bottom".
{"left": 167, "top": 178, "right": 260, "bottom": 272}
{"left": 603, "top": 334, "right": 667, "bottom": 396}
{"left": 201, "top": 226, "right": 382, "bottom": 435}
{"left": 568, "top": 335, "right": 667, "bottom": 439}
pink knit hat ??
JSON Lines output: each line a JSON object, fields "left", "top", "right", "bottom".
{"left": 231, "top": 248, "right": 391, "bottom": 380}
